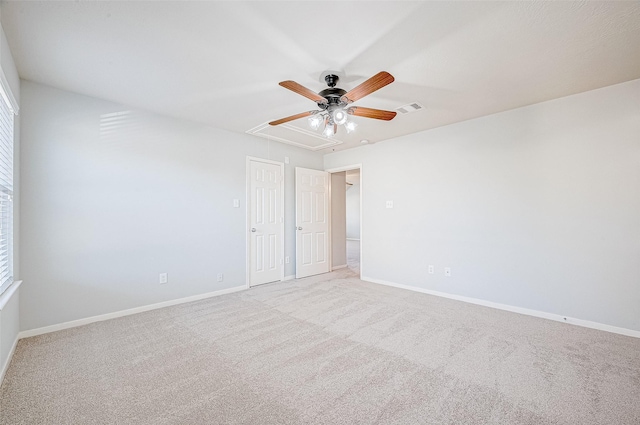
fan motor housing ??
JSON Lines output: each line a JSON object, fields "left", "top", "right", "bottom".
{"left": 316, "top": 74, "right": 347, "bottom": 109}
{"left": 318, "top": 87, "right": 347, "bottom": 109}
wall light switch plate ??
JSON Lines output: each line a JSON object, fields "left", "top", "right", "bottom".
{"left": 285, "top": 256, "right": 290, "bottom": 264}
{"left": 284, "top": 156, "right": 290, "bottom": 164}
{"left": 233, "top": 199, "right": 240, "bottom": 208}
{"left": 217, "top": 273, "right": 223, "bottom": 282}
{"left": 428, "top": 265, "right": 434, "bottom": 274}
{"left": 159, "top": 273, "right": 168, "bottom": 284}
{"left": 386, "top": 200, "right": 393, "bottom": 209}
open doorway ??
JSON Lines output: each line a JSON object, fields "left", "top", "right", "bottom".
{"left": 345, "top": 170, "right": 360, "bottom": 275}
{"left": 329, "top": 166, "right": 361, "bottom": 277}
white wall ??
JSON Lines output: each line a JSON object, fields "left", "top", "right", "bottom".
{"left": 346, "top": 173, "right": 360, "bottom": 240}
{"left": 330, "top": 172, "right": 346, "bottom": 268}
{"left": 19, "top": 81, "right": 323, "bottom": 331}
{"left": 325, "top": 79, "right": 640, "bottom": 332}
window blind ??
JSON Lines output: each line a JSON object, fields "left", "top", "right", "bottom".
{"left": 0, "top": 81, "right": 14, "bottom": 296}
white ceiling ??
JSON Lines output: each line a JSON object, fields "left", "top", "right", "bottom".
{"left": 2, "top": 1, "right": 639, "bottom": 152}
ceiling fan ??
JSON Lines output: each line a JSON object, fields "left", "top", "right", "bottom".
{"left": 269, "top": 71, "right": 397, "bottom": 137}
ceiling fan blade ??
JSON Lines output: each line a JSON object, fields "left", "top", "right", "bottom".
{"left": 269, "top": 111, "right": 316, "bottom": 126}
{"left": 340, "top": 71, "right": 395, "bottom": 103}
{"left": 279, "top": 81, "right": 328, "bottom": 104}
{"left": 348, "top": 106, "right": 397, "bottom": 121}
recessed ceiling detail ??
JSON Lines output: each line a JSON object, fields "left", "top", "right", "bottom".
{"left": 246, "top": 123, "right": 343, "bottom": 151}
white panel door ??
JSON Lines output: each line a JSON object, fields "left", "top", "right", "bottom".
{"left": 250, "top": 160, "right": 283, "bottom": 287}
{"left": 295, "top": 167, "right": 330, "bottom": 279}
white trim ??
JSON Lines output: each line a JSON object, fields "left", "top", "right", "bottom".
{"left": 18, "top": 285, "right": 246, "bottom": 339}
{"left": 332, "top": 264, "right": 347, "bottom": 270}
{"left": 346, "top": 238, "right": 360, "bottom": 241}
{"left": 0, "top": 280, "right": 22, "bottom": 311}
{"left": 246, "top": 157, "right": 285, "bottom": 288}
{"left": 0, "top": 333, "right": 18, "bottom": 385}
{"left": 328, "top": 170, "right": 333, "bottom": 272}
{"left": 283, "top": 274, "right": 295, "bottom": 281}
{"left": 361, "top": 276, "right": 640, "bottom": 339}
{"left": 325, "top": 164, "right": 363, "bottom": 174}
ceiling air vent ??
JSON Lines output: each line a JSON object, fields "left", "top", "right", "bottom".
{"left": 396, "top": 102, "right": 424, "bottom": 114}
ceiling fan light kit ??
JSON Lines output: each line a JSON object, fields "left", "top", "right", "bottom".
{"left": 269, "top": 71, "right": 398, "bottom": 138}
{"left": 345, "top": 121, "right": 357, "bottom": 133}
{"left": 332, "top": 109, "right": 348, "bottom": 125}
{"left": 308, "top": 113, "right": 323, "bottom": 130}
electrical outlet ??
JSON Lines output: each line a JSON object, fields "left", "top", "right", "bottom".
{"left": 217, "top": 273, "right": 223, "bottom": 282}
{"left": 284, "top": 156, "right": 290, "bottom": 164}
{"left": 159, "top": 273, "right": 168, "bottom": 284}
{"left": 386, "top": 200, "right": 393, "bottom": 209}
{"left": 428, "top": 265, "right": 434, "bottom": 274}
{"left": 285, "top": 256, "right": 290, "bottom": 264}
{"left": 444, "top": 267, "right": 451, "bottom": 277}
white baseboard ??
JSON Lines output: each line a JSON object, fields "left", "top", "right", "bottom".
{"left": 18, "top": 285, "right": 246, "bottom": 339}
{"left": 0, "top": 334, "right": 19, "bottom": 386}
{"left": 283, "top": 275, "right": 295, "bottom": 281}
{"left": 361, "top": 276, "right": 640, "bottom": 339}
{"left": 332, "top": 264, "right": 348, "bottom": 270}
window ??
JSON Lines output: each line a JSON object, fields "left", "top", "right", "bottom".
{"left": 0, "top": 71, "right": 18, "bottom": 297}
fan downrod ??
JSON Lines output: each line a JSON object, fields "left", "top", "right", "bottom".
{"left": 324, "top": 74, "right": 339, "bottom": 88}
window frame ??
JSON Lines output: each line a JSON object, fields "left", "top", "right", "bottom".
{"left": 0, "top": 68, "right": 19, "bottom": 297}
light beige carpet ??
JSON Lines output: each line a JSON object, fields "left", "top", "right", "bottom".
{"left": 1, "top": 270, "right": 639, "bottom": 424}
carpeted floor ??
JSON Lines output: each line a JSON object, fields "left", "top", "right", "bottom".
{"left": 1, "top": 270, "right": 639, "bottom": 424}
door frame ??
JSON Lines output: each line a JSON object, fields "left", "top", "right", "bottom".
{"left": 246, "top": 156, "right": 285, "bottom": 289}
{"left": 326, "top": 163, "right": 363, "bottom": 275}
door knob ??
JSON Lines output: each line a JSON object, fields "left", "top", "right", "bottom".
{"left": 251, "top": 228, "right": 256, "bottom": 232}
{"left": 297, "top": 227, "right": 302, "bottom": 230}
